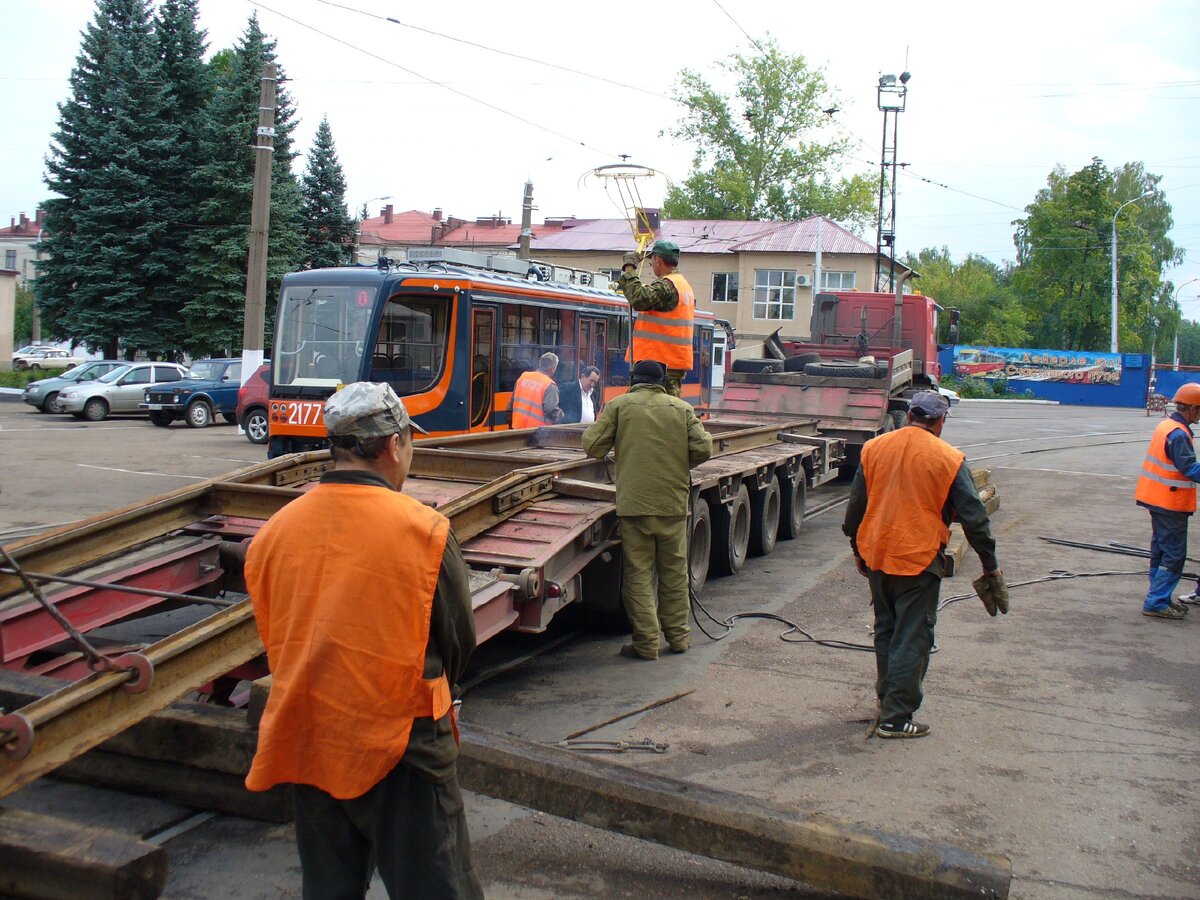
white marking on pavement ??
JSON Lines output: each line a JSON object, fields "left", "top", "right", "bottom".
{"left": 186, "top": 455, "right": 262, "bottom": 464}
{"left": 77, "top": 464, "right": 206, "bottom": 480}
{"left": 993, "top": 466, "right": 1135, "bottom": 479}
{"left": 0, "top": 424, "right": 141, "bottom": 433}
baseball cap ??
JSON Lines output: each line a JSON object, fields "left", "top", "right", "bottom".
{"left": 324, "top": 381, "right": 428, "bottom": 439}
{"left": 908, "top": 390, "right": 950, "bottom": 419}
{"left": 648, "top": 240, "right": 680, "bottom": 260}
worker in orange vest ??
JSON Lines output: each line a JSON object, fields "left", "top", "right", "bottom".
{"left": 510, "top": 352, "right": 564, "bottom": 428}
{"left": 1134, "top": 382, "right": 1200, "bottom": 619}
{"left": 244, "top": 382, "right": 482, "bottom": 898}
{"left": 617, "top": 240, "right": 695, "bottom": 398}
{"left": 842, "top": 391, "right": 1002, "bottom": 739}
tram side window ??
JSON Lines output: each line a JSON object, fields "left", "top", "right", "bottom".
{"left": 368, "top": 295, "right": 449, "bottom": 396}
{"left": 607, "top": 316, "right": 630, "bottom": 387}
{"left": 542, "top": 309, "right": 576, "bottom": 381}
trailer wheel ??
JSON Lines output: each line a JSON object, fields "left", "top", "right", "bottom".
{"left": 688, "top": 498, "right": 712, "bottom": 595}
{"left": 803, "top": 361, "right": 886, "bottom": 379}
{"left": 731, "top": 358, "right": 782, "bottom": 374}
{"left": 748, "top": 478, "right": 781, "bottom": 557}
{"left": 889, "top": 410, "right": 907, "bottom": 430}
{"left": 710, "top": 484, "right": 751, "bottom": 577}
{"left": 782, "top": 351, "right": 821, "bottom": 372}
{"left": 777, "top": 474, "right": 806, "bottom": 541}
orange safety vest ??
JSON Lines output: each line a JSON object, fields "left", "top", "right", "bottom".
{"left": 856, "top": 426, "right": 965, "bottom": 576}
{"left": 511, "top": 370, "right": 553, "bottom": 428}
{"left": 244, "top": 482, "right": 452, "bottom": 799}
{"left": 632, "top": 272, "right": 695, "bottom": 371}
{"left": 1134, "top": 418, "right": 1197, "bottom": 513}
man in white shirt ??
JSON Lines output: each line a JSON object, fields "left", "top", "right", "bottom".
{"left": 560, "top": 366, "right": 601, "bottom": 424}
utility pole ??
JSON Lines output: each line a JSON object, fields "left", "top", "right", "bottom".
{"left": 242, "top": 63, "right": 277, "bottom": 393}
{"left": 518, "top": 179, "right": 534, "bottom": 260}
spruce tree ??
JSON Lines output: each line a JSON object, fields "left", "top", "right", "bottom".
{"left": 185, "top": 14, "right": 303, "bottom": 356}
{"left": 154, "top": 0, "right": 211, "bottom": 339}
{"left": 300, "top": 117, "right": 354, "bottom": 269}
{"left": 39, "top": 0, "right": 184, "bottom": 359}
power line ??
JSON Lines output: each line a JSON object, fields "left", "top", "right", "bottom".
{"left": 312, "top": 0, "right": 678, "bottom": 104}
{"left": 246, "top": 0, "right": 619, "bottom": 160}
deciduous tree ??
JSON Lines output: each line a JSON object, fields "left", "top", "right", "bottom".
{"left": 662, "top": 39, "right": 874, "bottom": 230}
{"left": 903, "top": 247, "right": 1027, "bottom": 347}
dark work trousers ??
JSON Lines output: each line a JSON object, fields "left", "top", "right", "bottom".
{"left": 868, "top": 569, "right": 942, "bottom": 726}
{"left": 1145, "top": 506, "right": 1190, "bottom": 611}
{"left": 292, "top": 762, "right": 483, "bottom": 900}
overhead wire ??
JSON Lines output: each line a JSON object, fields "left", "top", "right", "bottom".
{"left": 245, "top": 0, "right": 620, "bottom": 159}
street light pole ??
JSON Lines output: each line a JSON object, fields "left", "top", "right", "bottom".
{"left": 352, "top": 195, "right": 391, "bottom": 264}
{"left": 1110, "top": 189, "right": 1155, "bottom": 353}
{"left": 1173, "top": 277, "right": 1200, "bottom": 369}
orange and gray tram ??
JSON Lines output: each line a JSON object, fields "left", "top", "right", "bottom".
{"left": 266, "top": 253, "right": 714, "bottom": 456}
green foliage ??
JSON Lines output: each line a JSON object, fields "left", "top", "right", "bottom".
{"left": 1010, "top": 157, "right": 1179, "bottom": 351}
{"left": 13, "top": 284, "right": 35, "bottom": 345}
{"left": 904, "top": 247, "right": 1028, "bottom": 346}
{"left": 37, "top": 0, "right": 185, "bottom": 359}
{"left": 1173, "top": 319, "right": 1200, "bottom": 367}
{"left": 662, "top": 38, "right": 873, "bottom": 230}
{"left": 183, "top": 14, "right": 303, "bottom": 356}
{"left": 0, "top": 368, "right": 70, "bottom": 389}
{"left": 940, "top": 374, "right": 1032, "bottom": 400}
{"left": 299, "top": 117, "right": 354, "bottom": 270}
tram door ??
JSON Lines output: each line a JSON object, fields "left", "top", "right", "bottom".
{"left": 579, "top": 316, "right": 608, "bottom": 405}
{"left": 470, "top": 307, "right": 497, "bottom": 430}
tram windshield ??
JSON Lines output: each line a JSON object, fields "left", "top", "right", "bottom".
{"left": 275, "top": 286, "right": 374, "bottom": 387}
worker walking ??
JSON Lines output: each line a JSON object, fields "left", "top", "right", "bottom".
{"left": 842, "top": 391, "right": 1002, "bottom": 739}
{"left": 244, "top": 382, "right": 483, "bottom": 898}
{"left": 582, "top": 360, "right": 713, "bottom": 659}
{"left": 511, "top": 351, "right": 565, "bottom": 428}
{"left": 618, "top": 240, "right": 695, "bottom": 397}
{"left": 1135, "top": 383, "right": 1200, "bottom": 619}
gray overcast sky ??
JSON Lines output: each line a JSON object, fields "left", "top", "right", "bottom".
{"left": 4, "top": 0, "right": 1199, "bottom": 305}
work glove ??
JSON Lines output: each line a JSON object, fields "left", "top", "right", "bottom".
{"left": 622, "top": 250, "right": 643, "bottom": 270}
{"left": 972, "top": 571, "right": 1009, "bottom": 617}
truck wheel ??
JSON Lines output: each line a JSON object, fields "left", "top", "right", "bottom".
{"left": 782, "top": 351, "right": 821, "bottom": 372}
{"left": 82, "top": 398, "right": 109, "bottom": 422}
{"left": 803, "top": 361, "right": 886, "bottom": 379}
{"left": 889, "top": 410, "right": 907, "bottom": 430}
{"left": 186, "top": 400, "right": 213, "bottom": 428}
{"left": 777, "top": 474, "right": 806, "bottom": 541}
{"left": 710, "top": 483, "right": 751, "bottom": 577}
{"left": 732, "top": 358, "right": 782, "bottom": 374}
{"left": 748, "top": 478, "right": 781, "bottom": 557}
{"left": 148, "top": 411, "right": 174, "bottom": 428}
{"left": 688, "top": 498, "right": 712, "bottom": 595}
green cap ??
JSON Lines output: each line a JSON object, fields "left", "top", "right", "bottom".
{"left": 648, "top": 240, "right": 680, "bottom": 260}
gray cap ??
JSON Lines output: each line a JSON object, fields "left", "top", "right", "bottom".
{"left": 908, "top": 389, "right": 950, "bottom": 418}
{"left": 324, "top": 382, "right": 428, "bottom": 439}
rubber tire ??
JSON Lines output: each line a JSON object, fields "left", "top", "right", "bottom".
{"left": 243, "top": 406, "right": 269, "bottom": 444}
{"left": 732, "top": 358, "right": 783, "bottom": 374}
{"left": 149, "top": 411, "right": 174, "bottom": 428}
{"left": 803, "top": 361, "right": 886, "bottom": 379}
{"left": 82, "top": 398, "right": 109, "bottom": 422}
{"left": 777, "top": 473, "right": 807, "bottom": 541}
{"left": 40, "top": 392, "right": 60, "bottom": 414}
{"left": 688, "top": 497, "right": 712, "bottom": 596}
{"left": 186, "top": 400, "right": 213, "bottom": 428}
{"left": 222, "top": 412, "right": 238, "bottom": 425}
{"left": 889, "top": 410, "right": 907, "bottom": 430}
{"left": 748, "top": 478, "right": 781, "bottom": 557}
{"left": 710, "top": 483, "right": 751, "bottom": 577}
{"left": 783, "top": 351, "right": 821, "bottom": 372}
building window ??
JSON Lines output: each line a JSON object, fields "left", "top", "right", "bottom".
{"left": 712, "top": 272, "right": 739, "bottom": 303}
{"left": 821, "top": 270, "right": 856, "bottom": 290}
{"left": 752, "top": 269, "right": 797, "bottom": 320}
{"left": 3, "top": 250, "right": 15, "bottom": 270}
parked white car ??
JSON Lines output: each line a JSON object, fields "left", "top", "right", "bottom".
{"left": 13, "top": 347, "right": 86, "bottom": 370}
{"left": 57, "top": 362, "right": 188, "bottom": 421}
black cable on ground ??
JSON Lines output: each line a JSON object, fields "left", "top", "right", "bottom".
{"left": 688, "top": 582, "right": 874, "bottom": 652}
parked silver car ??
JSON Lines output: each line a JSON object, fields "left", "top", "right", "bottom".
{"left": 22, "top": 360, "right": 125, "bottom": 413}
{"left": 57, "top": 362, "right": 188, "bottom": 421}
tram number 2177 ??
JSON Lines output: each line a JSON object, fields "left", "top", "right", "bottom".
{"left": 271, "top": 400, "right": 325, "bottom": 427}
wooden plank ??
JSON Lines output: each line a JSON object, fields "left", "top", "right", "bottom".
{"left": 969, "top": 466, "right": 992, "bottom": 490}
{"left": 0, "top": 805, "right": 167, "bottom": 900}
{"left": 457, "top": 728, "right": 1011, "bottom": 900}
{"left": 984, "top": 495, "right": 1001, "bottom": 515}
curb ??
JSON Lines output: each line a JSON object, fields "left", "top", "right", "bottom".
{"left": 957, "top": 398, "right": 1060, "bottom": 406}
